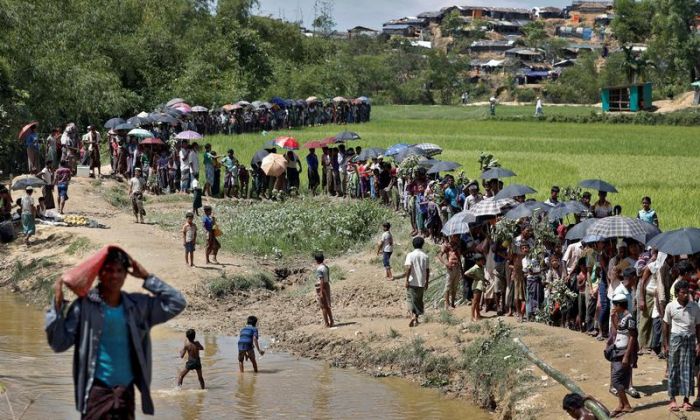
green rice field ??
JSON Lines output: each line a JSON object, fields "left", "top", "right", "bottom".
{"left": 202, "top": 105, "right": 700, "bottom": 230}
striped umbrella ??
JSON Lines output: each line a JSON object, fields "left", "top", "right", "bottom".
{"left": 412, "top": 143, "right": 442, "bottom": 156}
{"left": 470, "top": 198, "right": 517, "bottom": 217}
{"left": 441, "top": 210, "right": 477, "bottom": 236}
{"left": 586, "top": 216, "right": 649, "bottom": 244}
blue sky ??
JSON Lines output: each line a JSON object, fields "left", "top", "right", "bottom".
{"left": 255, "top": 1, "right": 572, "bottom": 30}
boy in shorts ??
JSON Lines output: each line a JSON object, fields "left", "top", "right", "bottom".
{"left": 238, "top": 316, "right": 265, "bottom": 372}
{"left": 177, "top": 329, "right": 205, "bottom": 389}
{"left": 314, "top": 252, "right": 334, "bottom": 327}
{"left": 182, "top": 211, "right": 197, "bottom": 266}
{"left": 376, "top": 222, "right": 393, "bottom": 279}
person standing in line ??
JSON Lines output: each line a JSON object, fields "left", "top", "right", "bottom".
{"left": 376, "top": 222, "right": 393, "bottom": 280}
{"left": 37, "top": 160, "right": 56, "bottom": 210}
{"left": 664, "top": 280, "right": 700, "bottom": 412}
{"left": 392, "top": 237, "right": 430, "bottom": 327}
{"left": 438, "top": 235, "right": 463, "bottom": 310}
{"left": 128, "top": 167, "right": 146, "bottom": 224}
{"left": 203, "top": 143, "right": 215, "bottom": 197}
{"left": 608, "top": 293, "right": 637, "bottom": 417}
{"left": 535, "top": 97, "right": 544, "bottom": 117}
{"left": 179, "top": 141, "right": 192, "bottom": 193}
{"left": 86, "top": 125, "right": 102, "bottom": 178}
{"left": 45, "top": 128, "right": 60, "bottom": 170}
{"left": 306, "top": 147, "right": 320, "bottom": 195}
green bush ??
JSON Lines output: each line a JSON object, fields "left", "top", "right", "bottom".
{"left": 517, "top": 88, "right": 537, "bottom": 103}
{"left": 208, "top": 272, "right": 275, "bottom": 297}
{"left": 218, "top": 196, "right": 393, "bottom": 256}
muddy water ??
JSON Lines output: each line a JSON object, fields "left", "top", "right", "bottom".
{"left": 0, "top": 291, "right": 488, "bottom": 419}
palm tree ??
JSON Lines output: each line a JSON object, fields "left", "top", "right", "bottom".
{"left": 622, "top": 46, "right": 656, "bottom": 84}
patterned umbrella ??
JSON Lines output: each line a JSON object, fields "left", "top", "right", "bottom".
{"left": 104, "top": 118, "right": 125, "bottom": 129}
{"left": 175, "top": 130, "right": 202, "bottom": 140}
{"left": 586, "top": 216, "right": 648, "bottom": 243}
{"left": 504, "top": 201, "right": 549, "bottom": 220}
{"left": 274, "top": 136, "right": 299, "bottom": 150}
{"left": 470, "top": 198, "right": 517, "bottom": 217}
{"left": 480, "top": 167, "right": 516, "bottom": 179}
{"left": 412, "top": 143, "right": 442, "bottom": 156}
{"left": 565, "top": 218, "right": 597, "bottom": 241}
{"left": 385, "top": 143, "right": 410, "bottom": 157}
{"left": 441, "top": 211, "right": 478, "bottom": 236}
{"left": 261, "top": 153, "right": 287, "bottom": 177}
{"left": 647, "top": 228, "right": 700, "bottom": 256}
{"left": 493, "top": 184, "right": 537, "bottom": 200}
{"left": 579, "top": 179, "right": 618, "bottom": 193}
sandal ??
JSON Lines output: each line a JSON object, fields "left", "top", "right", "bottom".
{"left": 682, "top": 402, "right": 693, "bottom": 411}
{"left": 669, "top": 401, "right": 679, "bottom": 412}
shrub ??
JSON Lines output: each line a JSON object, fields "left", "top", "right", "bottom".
{"left": 516, "top": 88, "right": 537, "bottom": 103}
{"left": 208, "top": 272, "right": 275, "bottom": 297}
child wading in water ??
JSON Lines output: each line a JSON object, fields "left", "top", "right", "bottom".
{"left": 376, "top": 222, "right": 393, "bottom": 279}
{"left": 177, "top": 329, "right": 205, "bottom": 389}
{"left": 182, "top": 211, "right": 197, "bottom": 266}
{"left": 238, "top": 316, "right": 265, "bottom": 372}
{"left": 314, "top": 252, "right": 334, "bottom": 327}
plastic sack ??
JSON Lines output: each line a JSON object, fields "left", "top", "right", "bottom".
{"left": 61, "top": 244, "right": 131, "bottom": 297}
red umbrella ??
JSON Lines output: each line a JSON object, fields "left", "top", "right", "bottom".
{"left": 303, "top": 140, "right": 324, "bottom": 149}
{"left": 141, "top": 137, "right": 165, "bottom": 145}
{"left": 18, "top": 121, "right": 38, "bottom": 140}
{"left": 274, "top": 136, "right": 299, "bottom": 150}
{"left": 321, "top": 136, "right": 337, "bottom": 146}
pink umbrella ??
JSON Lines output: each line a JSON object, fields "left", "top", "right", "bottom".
{"left": 175, "top": 130, "right": 202, "bottom": 140}
{"left": 175, "top": 104, "right": 192, "bottom": 113}
{"left": 141, "top": 137, "right": 165, "bottom": 145}
{"left": 18, "top": 121, "right": 38, "bottom": 140}
{"left": 274, "top": 136, "right": 299, "bottom": 150}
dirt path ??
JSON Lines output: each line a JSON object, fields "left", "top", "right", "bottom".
{"left": 1, "top": 174, "right": 687, "bottom": 419}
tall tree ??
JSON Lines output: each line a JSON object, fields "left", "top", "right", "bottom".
{"left": 611, "top": 0, "right": 654, "bottom": 44}
{"left": 649, "top": 0, "right": 700, "bottom": 84}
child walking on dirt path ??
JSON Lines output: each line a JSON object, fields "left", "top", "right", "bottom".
{"left": 178, "top": 329, "right": 205, "bottom": 389}
{"left": 377, "top": 222, "right": 393, "bottom": 279}
{"left": 238, "top": 316, "right": 265, "bottom": 373}
{"left": 314, "top": 252, "right": 334, "bottom": 327}
{"left": 182, "top": 211, "right": 197, "bottom": 267}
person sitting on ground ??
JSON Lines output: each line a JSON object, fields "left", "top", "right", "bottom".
{"left": 238, "top": 316, "right": 265, "bottom": 373}
{"left": 562, "top": 393, "right": 608, "bottom": 419}
{"left": 177, "top": 329, "right": 205, "bottom": 389}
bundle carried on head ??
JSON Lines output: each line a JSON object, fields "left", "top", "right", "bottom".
{"left": 61, "top": 245, "right": 135, "bottom": 297}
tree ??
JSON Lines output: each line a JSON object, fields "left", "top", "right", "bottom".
{"left": 522, "top": 20, "right": 547, "bottom": 48}
{"left": 611, "top": 0, "right": 654, "bottom": 44}
{"left": 648, "top": 0, "right": 700, "bottom": 84}
{"left": 312, "top": 0, "right": 336, "bottom": 37}
{"left": 621, "top": 46, "right": 655, "bottom": 84}
{"left": 441, "top": 10, "right": 463, "bottom": 38}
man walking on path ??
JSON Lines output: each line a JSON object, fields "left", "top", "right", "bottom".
{"left": 128, "top": 167, "right": 146, "bottom": 223}
{"left": 393, "top": 237, "right": 430, "bottom": 327}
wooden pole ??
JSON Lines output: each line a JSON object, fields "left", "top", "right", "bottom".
{"left": 513, "top": 337, "right": 610, "bottom": 420}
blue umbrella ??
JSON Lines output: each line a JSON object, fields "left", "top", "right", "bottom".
{"left": 104, "top": 118, "right": 125, "bottom": 129}
{"left": 115, "top": 122, "right": 135, "bottom": 131}
{"left": 270, "top": 97, "right": 288, "bottom": 108}
{"left": 385, "top": 143, "right": 410, "bottom": 157}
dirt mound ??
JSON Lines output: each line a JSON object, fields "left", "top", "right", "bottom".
{"left": 654, "top": 90, "right": 697, "bottom": 113}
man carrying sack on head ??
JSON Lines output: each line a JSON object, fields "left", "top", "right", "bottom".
{"left": 45, "top": 246, "right": 186, "bottom": 419}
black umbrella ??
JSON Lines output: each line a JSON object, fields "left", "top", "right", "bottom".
{"left": 104, "top": 118, "right": 125, "bottom": 129}
{"left": 127, "top": 116, "right": 151, "bottom": 127}
{"left": 493, "top": 184, "right": 536, "bottom": 200}
{"left": 579, "top": 179, "right": 618, "bottom": 193}
{"left": 504, "top": 201, "right": 549, "bottom": 220}
{"left": 547, "top": 202, "right": 581, "bottom": 222}
{"left": 115, "top": 122, "right": 135, "bottom": 131}
{"left": 262, "top": 140, "right": 277, "bottom": 150}
{"left": 149, "top": 113, "right": 177, "bottom": 125}
{"left": 480, "top": 167, "right": 516, "bottom": 179}
{"left": 358, "top": 147, "right": 385, "bottom": 161}
{"left": 647, "top": 228, "right": 700, "bottom": 256}
{"left": 427, "top": 161, "right": 461, "bottom": 174}
{"left": 418, "top": 158, "right": 441, "bottom": 168}
{"left": 565, "top": 218, "right": 597, "bottom": 241}
{"left": 251, "top": 149, "right": 270, "bottom": 167}
{"left": 335, "top": 131, "right": 361, "bottom": 142}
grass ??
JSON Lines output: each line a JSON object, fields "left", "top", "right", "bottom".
{"left": 10, "top": 257, "right": 57, "bottom": 298}
{"left": 196, "top": 104, "right": 700, "bottom": 229}
{"left": 207, "top": 272, "right": 276, "bottom": 297}
{"left": 65, "top": 237, "right": 92, "bottom": 256}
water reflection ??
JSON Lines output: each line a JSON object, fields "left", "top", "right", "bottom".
{"left": 0, "top": 291, "right": 488, "bottom": 419}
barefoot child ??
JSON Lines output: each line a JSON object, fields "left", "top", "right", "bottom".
{"left": 182, "top": 211, "right": 197, "bottom": 267}
{"left": 465, "top": 253, "right": 487, "bottom": 321}
{"left": 238, "top": 316, "right": 265, "bottom": 373}
{"left": 314, "top": 252, "right": 334, "bottom": 327}
{"left": 177, "top": 329, "right": 205, "bottom": 389}
{"left": 376, "top": 222, "right": 393, "bottom": 279}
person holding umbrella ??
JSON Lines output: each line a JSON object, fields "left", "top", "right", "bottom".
{"left": 306, "top": 148, "right": 320, "bottom": 195}
{"left": 285, "top": 150, "right": 302, "bottom": 193}
{"left": 22, "top": 122, "right": 40, "bottom": 174}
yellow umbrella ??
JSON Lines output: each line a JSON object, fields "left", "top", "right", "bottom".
{"left": 261, "top": 153, "right": 287, "bottom": 177}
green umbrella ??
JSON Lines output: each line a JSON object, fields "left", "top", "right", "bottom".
{"left": 128, "top": 128, "right": 154, "bottom": 138}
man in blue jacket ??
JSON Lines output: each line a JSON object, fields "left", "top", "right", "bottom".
{"left": 46, "top": 248, "right": 186, "bottom": 419}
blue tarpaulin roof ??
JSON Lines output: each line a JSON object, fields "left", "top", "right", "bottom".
{"left": 523, "top": 70, "right": 549, "bottom": 77}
